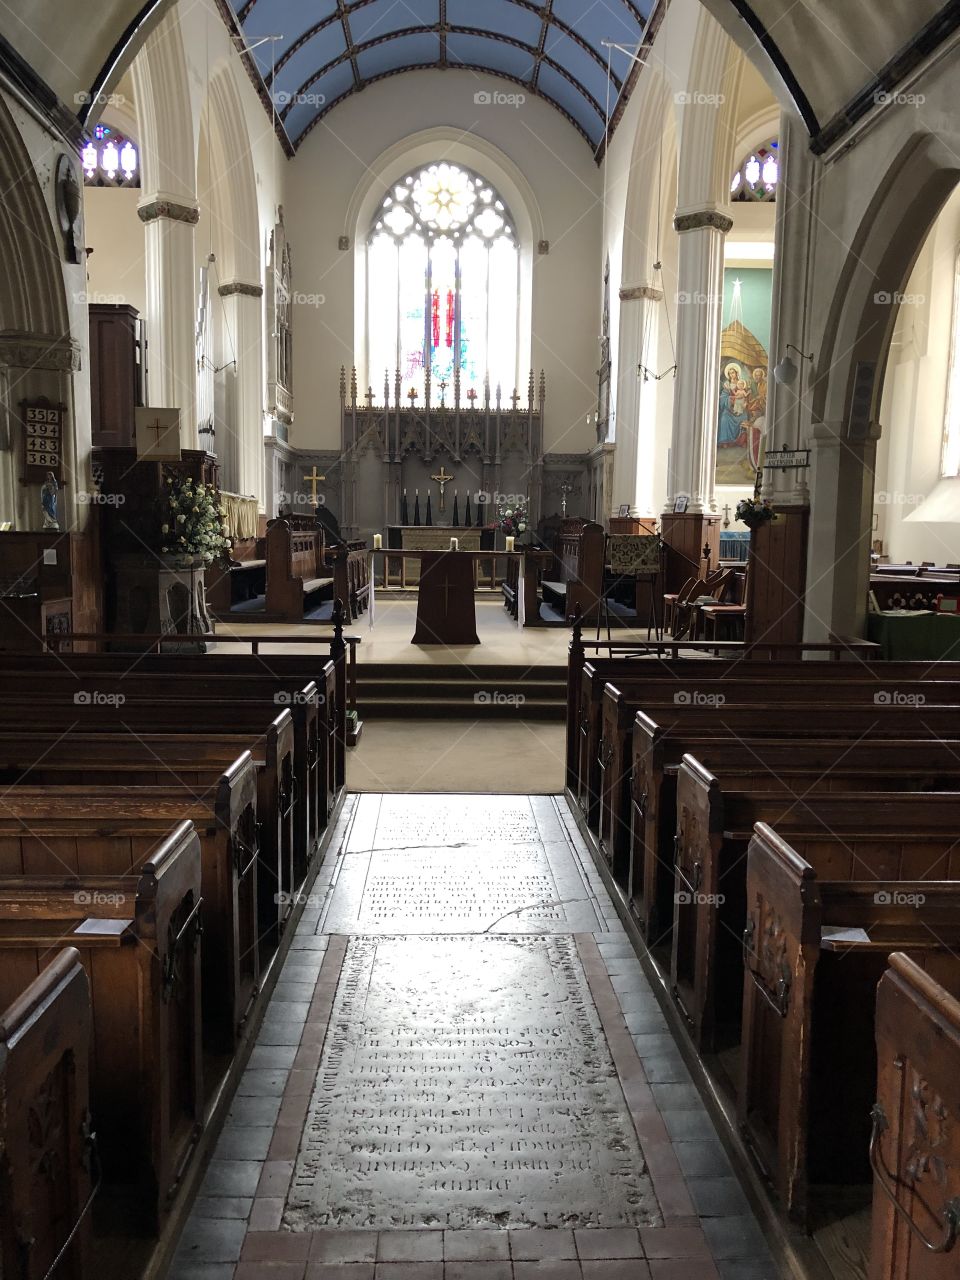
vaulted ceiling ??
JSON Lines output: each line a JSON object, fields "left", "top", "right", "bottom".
{"left": 235, "top": 0, "right": 655, "bottom": 151}
{"left": 0, "top": 0, "right": 956, "bottom": 157}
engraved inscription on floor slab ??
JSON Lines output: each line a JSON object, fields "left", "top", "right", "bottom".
{"left": 325, "top": 796, "right": 602, "bottom": 934}
{"left": 284, "top": 935, "right": 661, "bottom": 1230}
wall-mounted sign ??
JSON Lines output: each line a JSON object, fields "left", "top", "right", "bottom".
{"left": 22, "top": 400, "right": 64, "bottom": 482}
{"left": 763, "top": 448, "right": 811, "bottom": 470}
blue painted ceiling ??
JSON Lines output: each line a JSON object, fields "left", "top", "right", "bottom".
{"left": 231, "top": 0, "right": 656, "bottom": 152}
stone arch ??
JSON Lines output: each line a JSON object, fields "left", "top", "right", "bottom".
{"left": 813, "top": 133, "right": 960, "bottom": 433}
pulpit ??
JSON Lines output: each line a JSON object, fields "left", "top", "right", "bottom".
{"left": 412, "top": 551, "right": 480, "bottom": 645}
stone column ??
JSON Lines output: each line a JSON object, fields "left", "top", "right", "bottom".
{"left": 665, "top": 207, "right": 732, "bottom": 513}
{"left": 218, "top": 281, "right": 265, "bottom": 505}
{"left": 763, "top": 113, "right": 816, "bottom": 506}
{"left": 139, "top": 197, "right": 199, "bottom": 449}
{"left": 803, "top": 420, "right": 878, "bottom": 641}
{"left": 612, "top": 284, "right": 662, "bottom": 516}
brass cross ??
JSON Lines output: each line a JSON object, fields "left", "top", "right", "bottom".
{"left": 302, "top": 465, "right": 325, "bottom": 505}
{"left": 431, "top": 465, "right": 454, "bottom": 513}
{"left": 510, "top": 390, "right": 521, "bottom": 410}
{"left": 407, "top": 388, "right": 419, "bottom": 406}
{"left": 466, "top": 389, "right": 478, "bottom": 407}
{"left": 365, "top": 388, "right": 374, "bottom": 408}
{"left": 438, "top": 379, "right": 448, "bottom": 405}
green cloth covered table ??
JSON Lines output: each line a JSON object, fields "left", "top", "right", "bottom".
{"left": 867, "top": 610, "right": 960, "bottom": 660}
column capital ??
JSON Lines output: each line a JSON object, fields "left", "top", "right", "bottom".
{"left": 673, "top": 207, "right": 733, "bottom": 235}
{"left": 218, "top": 280, "right": 264, "bottom": 299}
{"left": 0, "top": 332, "right": 81, "bottom": 372}
{"left": 138, "top": 197, "right": 200, "bottom": 226}
{"left": 619, "top": 284, "right": 663, "bottom": 302}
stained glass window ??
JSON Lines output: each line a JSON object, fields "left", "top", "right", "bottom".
{"left": 81, "top": 125, "right": 139, "bottom": 188}
{"left": 731, "top": 139, "right": 778, "bottom": 203}
{"left": 368, "top": 162, "right": 519, "bottom": 400}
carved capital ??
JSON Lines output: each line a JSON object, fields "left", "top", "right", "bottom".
{"left": 673, "top": 209, "right": 733, "bottom": 235}
{"left": 619, "top": 284, "right": 663, "bottom": 302}
{"left": 138, "top": 199, "right": 200, "bottom": 226}
{"left": 0, "top": 332, "right": 81, "bottom": 372}
{"left": 218, "top": 280, "right": 264, "bottom": 299}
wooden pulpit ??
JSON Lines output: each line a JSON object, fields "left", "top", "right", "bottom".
{"left": 412, "top": 551, "right": 480, "bottom": 645}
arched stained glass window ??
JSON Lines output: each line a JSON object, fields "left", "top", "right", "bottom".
{"left": 730, "top": 139, "right": 778, "bottom": 202}
{"left": 368, "top": 162, "right": 520, "bottom": 399}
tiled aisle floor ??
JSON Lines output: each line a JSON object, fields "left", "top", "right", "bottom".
{"left": 169, "top": 795, "right": 780, "bottom": 1280}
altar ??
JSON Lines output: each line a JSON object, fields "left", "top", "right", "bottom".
{"left": 385, "top": 525, "right": 495, "bottom": 586}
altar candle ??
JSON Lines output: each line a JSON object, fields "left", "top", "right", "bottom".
{"left": 373, "top": 533, "right": 382, "bottom": 550}
{"left": 505, "top": 535, "right": 515, "bottom": 552}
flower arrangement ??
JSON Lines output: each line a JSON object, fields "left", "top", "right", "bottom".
{"left": 161, "top": 473, "right": 231, "bottom": 564}
{"left": 497, "top": 500, "right": 528, "bottom": 538}
{"left": 735, "top": 496, "right": 777, "bottom": 530}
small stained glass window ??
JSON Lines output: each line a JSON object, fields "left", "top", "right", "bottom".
{"left": 731, "top": 138, "right": 778, "bottom": 202}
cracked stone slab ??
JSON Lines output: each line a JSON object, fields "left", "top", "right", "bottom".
{"left": 283, "top": 934, "right": 661, "bottom": 1231}
{"left": 323, "top": 795, "right": 602, "bottom": 934}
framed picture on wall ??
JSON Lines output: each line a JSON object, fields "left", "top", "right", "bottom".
{"left": 674, "top": 495, "right": 689, "bottom": 513}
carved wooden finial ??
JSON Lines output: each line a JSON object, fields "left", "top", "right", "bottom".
{"left": 339, "top": 366, "right": 346, "bottom": 400}
{"left": 350, "top": 367, "right": 358, "bottom": 406}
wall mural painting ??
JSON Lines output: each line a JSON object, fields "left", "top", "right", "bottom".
{"left": 716, "top": 268, "right": 772, "bottom": 486}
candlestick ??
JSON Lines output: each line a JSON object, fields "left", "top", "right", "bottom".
{"left": 373, "top": 533, "right": 382, "bottom": 550}
{"left": 505, "top": 535, "right": 515, "bottom": 552}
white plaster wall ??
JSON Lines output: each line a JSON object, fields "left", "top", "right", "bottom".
{"left": 84, "top": 187, "right": 147, "bottom": 316}
{"left": 285, "top": 69, "right": 603, "bottom": 455}
{"left": 875, "top": 184, "right": 960, "bottom": 564}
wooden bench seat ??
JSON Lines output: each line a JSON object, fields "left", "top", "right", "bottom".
{"left": 0, "top": 668, "right": 333, "bottom": 872}
{"left": 0, "top": 758, "right": 257, "bottom": 1054}
{"left": 631, "top": 720, "right": 960, "bottom": 943}
{"left": 673, "top": 765, "right": 960, "bottom": 1050}
{"left": 0, "top": 822, "right": 202, "bottom": 1234}
{"left": 0, "top": 719, "right": 295, "bottom": 963}
{"left": 0, "top": 948, "right": 92, "bottom": 1278}
{"left": 740, "top": 824, "right": 960, "bottom": 1227}
{"left": 265, "top": 519, "right": 334, "bottom": 621}
{"left": 593, "top": 675, "right": 960, "bottom": 871}
{"left": 870, "top": 954, "right": 960, "bottom": 1276}
{"left": 572, "top": 655, "right": 960, "bottom": 824}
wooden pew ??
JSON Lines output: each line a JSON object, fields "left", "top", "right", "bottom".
{"left": 0, "top": 949, "right": 92, "bottom": 1279}
{"left": 0, "top": 669, "right": 332, "bottom": 873}
{"left": 0, "top": 760, "right": 256, "bottom": 1054}
{"left": 870, "top": 954, "right": 960, "bottom": 1278}
{"left": 265, "top": 518, "right": 334, "bottom": 620}
{"left": 0, "top": 823, "right": 202, "bottom": 1234}
{"left": 631, "top": 720, "right": 960, "bottom": 944}
{"left": 0, "top": 718, "right": 295, "bottom": 962}
{"left": 594, "top": 673, "right": 960, "bottom": 867}
{"left": 330, "top": 542, "right": 370, "bottom": 623}
{"left": 0, "top": 654, "right": 342, "bottom": 838}
{"left": 572, "top": 654, "right": 960, "bottom": 825}
{"left": 673, "top": 769, "right": 960, "bottom": 1050}
{"left": 740, "top": 824, "right": 960, "bottom": 1227}
{"left": 205, "top": 536, "right": 267, "bottom": 617}
{"left": 541, "top": 518, "right": 605, "bottom": 622}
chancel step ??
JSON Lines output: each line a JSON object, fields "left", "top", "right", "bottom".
{"left": 355, "top": 663, "right": 565, "bottom": 719}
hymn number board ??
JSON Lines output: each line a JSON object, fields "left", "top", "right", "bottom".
{"left": 22, "top": 400, "right": 64, "bottom": 483}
